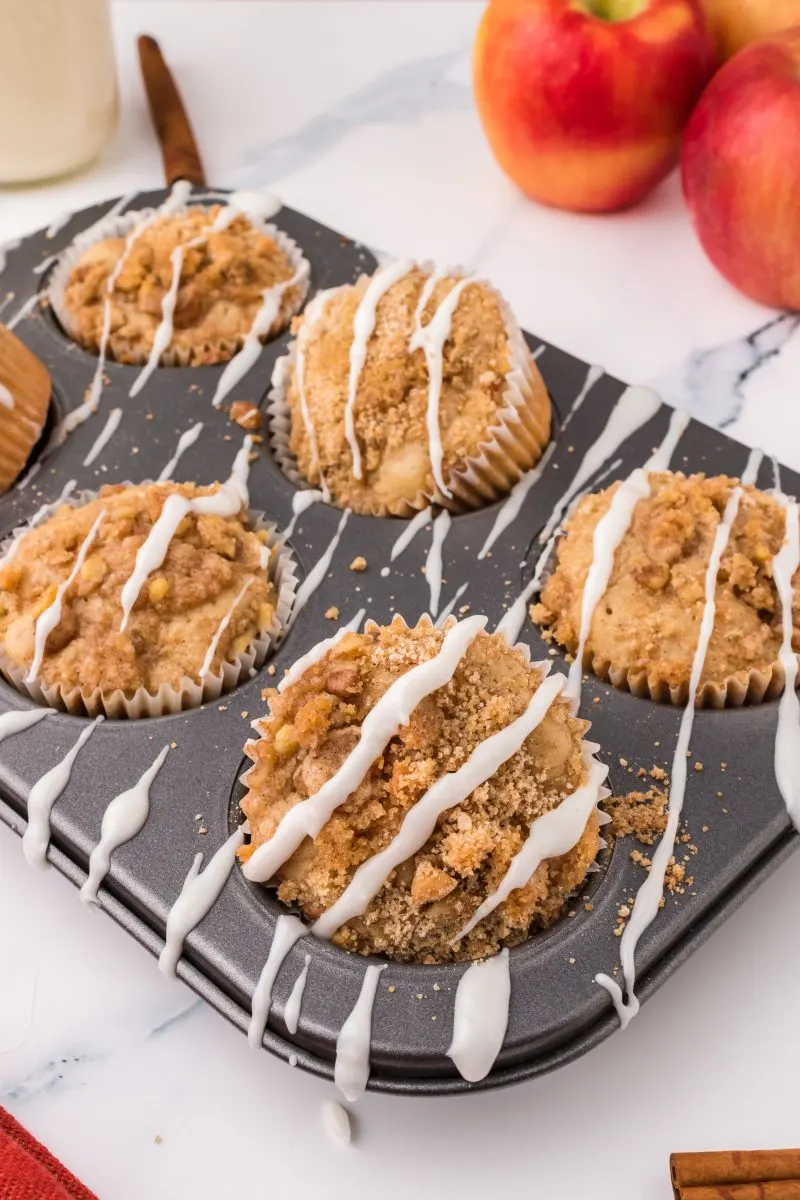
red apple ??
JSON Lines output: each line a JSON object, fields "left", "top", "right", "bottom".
{"left": 699, "top": 0, "right": 800, "bottom": 60}
{"left": 473, "top": 0, "right": 716, "bottom": 213}
{"left": 681, "top": 29, "right": 800, "bottom": 309}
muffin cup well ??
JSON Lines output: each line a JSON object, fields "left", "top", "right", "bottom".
{"left": 0, "top": 488, "right": 298, "bottom": 718}
{"left": 47, "top": 203, "right": 310, "bottom": 368}
{"left": 267, "top": 269, "right": 551, "bottom": 517}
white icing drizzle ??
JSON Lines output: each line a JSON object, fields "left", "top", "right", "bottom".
{"left": 81, "top": 745, "right": 170, "bottom": 905}
{"left": 288, "top": 509, "right": 350, "bottom": 626}
{"left": 564, "top": 407, "right": 690, "bottom": 704}
{"left": 409, "top": 275, "right": 476, "bottom": 497}
{"left": 211, "top": 260, "right": 310, "bottom": 410}
{"left": 0, "top": 708, "right": 53, "bottom": 743}
{"left": 27, "top": 512, "right": 105, "bottom": 681}
{"left": 447, "top": 948, "right": 510, "bottom": 1083}
{"left": 454, "top": 754, "right": 609, "bottom": 941}
{"left": 0, "top": 383, "right": 14, "bottom": 409}
{"left": 33, "top": 254, "right": 58, "bottom": 277}
{"left": 157, "top": 421, "right": 205, "bottom": 482}
{"left": 248, "top": 913, "right": 307, "bottom": 1048}
{"left": 772, "top": 456, "right": 782, "bottom": 493}
{"left": 290, "top": 288, "right": 335, "bottom": 496}
{"left": 199, "top": 579, "right": 253, "bottom": 678}
{"left": 130, "top": 245, "right": 185, "bottom": 397}
{"left": 772, "top": 494, "right": 800, "bottom": 827}
{"left": 596, "top": 462, "right": 756, "bottom": 1027}
{"left": 479, "top": 440, "right": 558, "bottom": 561}
{"left": 345, "top": 259, "right": 415, "bottom": 478}
{"left": 435, "top": 582, "right": 469, "bottom": 627}
{"left": 277, "top": 608, "right": 366, "bottom": 693}
{"left": 243, "top": 615, "right": 487, "bottom": 883}
{"left": 83, "top": 407, "right": 122, "bottom": 467}
{"left": 81, "top": 192, "right": 137, "bottom": 244}
{"left": 321, "top": 1100, "right": 351, "bottom": 1145}
{"left": 538, "top": 385, "right": 662, "bottom": 547}
{"left": 47, "top": 300, "right": 114, "bottom": 453}
{"left": 390, "top": 506, "right": 432, "bottom": 561}
{"left": 312, "top": 670, "right": 564, "bottom": 940}
{"left": 284, "top": 953, "right": 311, "bottom": 1034}
{"left": 119, "top": 436, "right": 252, "bottom": 632}
{"left": 741, "top": 447, "right": 764, "bottom": 487}
{"left": 159, "top": 826, "right": 244, "bottom": 977}
{"left": 1, "top": 478, "right": 77, "bottom": 568}
{"left": 224, "top": 190, "right": 282, "bottom": 223}
{"left": 17, "top": 462, "right": 41, "bottom": 490}
{"left": 561, "top": 363, "right": 605, "bottom": 432}
{"left": 0, "top": 236, "right": 21, "bottom": 274}
{"left": 6, "top": 295, "right": 38, "bottom": 331}
{"left": 45, "top": 211, "right": 72, "bottom": 238}
{"left": 23, "top": 717, "right": 103, "bottom": 870}
{"left": 284, "top": 488, "right": 325, "bottom": 539}
{"left": 335, "top": 963, "right": 386, "bottom": 1101}
{"left": 426, "top": 509, "right": 451, "bottom": 617}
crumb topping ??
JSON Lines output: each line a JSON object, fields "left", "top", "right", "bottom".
{"left": 241, "top": 618, "right": 600, "bottom": 963}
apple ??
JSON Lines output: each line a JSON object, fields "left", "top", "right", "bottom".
{"left": 473, "top": 0, "right": 716, "bottom": 213}
{"left": 699, "top": 0, "right": 800, "bottom": 60}
{"left": 681, "top": 29, "right": 800, "bottom": 309}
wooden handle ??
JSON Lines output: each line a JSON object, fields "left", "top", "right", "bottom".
{"left": 137, "top": 34, "right": 206, "bottom": 187}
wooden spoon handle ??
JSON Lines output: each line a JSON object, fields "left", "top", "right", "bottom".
{"left": 137, "top": 34, "right": 206, "bottom": 187}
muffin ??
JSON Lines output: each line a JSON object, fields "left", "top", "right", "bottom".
{"left": 0, "top": 335, "right": 50, "bottom": 495}
{"left": 54, "top": 204, "right": 308, "bottom": 367}
{"left": 532, "top": 471, "right": 799, "bottom": 706}
{"left": 0, "top": 481, "right": 292, "bottom": 717}
{"left": 239, "top": 615, "right": 606, "bottom": 964}
{"left": 271, "top": 263, "right": 551, "bottom": 516}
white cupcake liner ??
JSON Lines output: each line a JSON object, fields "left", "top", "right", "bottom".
{"left": 267, "top": 265, "right": 551, "bottom": 517}
{"left": 0, "top": 484, "right": 299, "bottom": 718}
{"left": 47, "top": 201, "right": 310, "bottom": 367}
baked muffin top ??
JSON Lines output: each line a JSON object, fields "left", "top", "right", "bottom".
{"left": 61, "top": 206, "right": 303, "bottom": 366}
{"left": 0, "top": 481, "right": 277, "bottom": 699}
{"left": 240, "top": 616, "right": 601, "bottom": 964}
{"left": 283, "top": 265, "right": 550, "bottom": 515}
{"left": 532, "top": 472, "right": 798, "bottom": 699}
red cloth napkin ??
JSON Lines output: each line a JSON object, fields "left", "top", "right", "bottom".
{"left": 0, "top": 1108, "right": 97, "bottom": 1199}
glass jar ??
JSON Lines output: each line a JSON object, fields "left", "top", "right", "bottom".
{"left": 0, "top": 0, "right": 119, "bottom": 185}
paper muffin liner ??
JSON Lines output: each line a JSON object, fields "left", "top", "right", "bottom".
{"left": 267, "top": 266, "right": 551, "bottom": 518}
{"left": 0, "top": 485, "right": 299, "bottom": 718}
{"left": 47, "top": 201, "right": 310, "bottom": 369}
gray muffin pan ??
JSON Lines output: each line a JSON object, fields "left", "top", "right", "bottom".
{"left": 0, "top": 188, "right": 796, "bottom": 1095}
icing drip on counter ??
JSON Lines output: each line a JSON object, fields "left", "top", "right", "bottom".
{"left": 284, "top": 488, "right": 326, "bottom": 539}
{"left": 772, "top": 494, "right": 800, "bottom": 828}
{"left": 409, "top": 275, "right": 476, "bottom": 498}
{"left": 284, "top": 954, "right": 311, "bottom": 1034}
{"left": 159, "top": 826, "right": 244, "bottom": 978}
{"left": 447, "top": 948, "right": 510, "bottom": 1083}
{"left": 243, "top": 615, "right": 487, "bottom": 883}
{"left": 335, "top": 963, "right": 386, "bottom": 1101}
{"left": 538, "top": 385, "right": 662, "bottom": 547}
{"left": 561, "top": 363, "right": 605, "bottom": 432}
{"left": 277, "top": 608, "right": 365, "bottom": 693}
{"left": 288, "top": 509, "right": 350, "bottom": 626}
{"left": 596, "top": 456, "right": 759, "bottom": 1027}
{"left": 426, "top": 510, "right": 451, "bottom": 617}
{"left": 27, "top": 512, "right": 105, "bottom": 681}
{"left": 157, "top": 421, "right": 205, "bottom": 482}
{"left": 23, "top": 717, "right": 103, "bottom": 870}
{"left": 81, "top": 744, "right": 170, "bottom": 905}
{"left": 454, "top": 753, "right": 609, "bottom": 941}
{"left": 83, "top": 407, "right": 122, "bottom": 467}
{"left": 345, "top": 259, "right": 415, "bottom": 479}
{"left": 321, "top": 1101, "right": 351, "bottom": 1145}
{"left": 199, "top": 579, "right": 253, "bottom": 678}
{"left": 0, "top": 708, "right": 53, "bottom": 743}
{"left": 312, "top": 669, "right": 563, "bottom": 940}
{"left": 248, "top": 913, "right": 307, "bottom": 1047}
{"left": 479, "top": 440, "right": 557, "bottom": 560}
{"left": 390, "top": 506, "right": 432, "bottom": 561}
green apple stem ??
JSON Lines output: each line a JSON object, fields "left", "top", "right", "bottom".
{"left": 583, "top": 0, "right": 649, "bottom": 20}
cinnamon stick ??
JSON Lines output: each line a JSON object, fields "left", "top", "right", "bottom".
{"left": 137, "top": 34, "right": 206, "bottom": 187}
{"left": 671, "top": 1150, "right": 800, "bottom": 1198}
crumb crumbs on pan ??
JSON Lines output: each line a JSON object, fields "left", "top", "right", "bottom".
{"left": 350, "top": 556, "right": 367, "bottom": 571}
{"left": 324, "top": 606, "right": 340, "bottom": 620}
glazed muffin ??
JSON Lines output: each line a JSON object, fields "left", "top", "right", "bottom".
{"left": 0, "top": 336, "right": 50, "bottom": 495}
{"left": 0, "top": 481, "right": 288, "bottom": 716}
{"left": 532, "top": 471, "right": 799, "bottom": 706}
{"left": 56, "top": 205, "right": 307, "bottom": 366}
{"left": 272, "top": 263, "right": 551, "bottom": 516}
{"left": 239, "top": 615, "right": 606, "bottom": 964}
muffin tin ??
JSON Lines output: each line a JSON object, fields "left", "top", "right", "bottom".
{"left": 0, "top": 188, "right": 797, "bottom": 1095}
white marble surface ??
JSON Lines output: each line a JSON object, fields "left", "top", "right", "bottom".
{"left": 2, "top": 2, "right": 800, "bottom": 1197}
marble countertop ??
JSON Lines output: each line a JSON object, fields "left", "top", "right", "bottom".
{"left": 2, "top": 3, "right": 799, "bottom": 1197}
